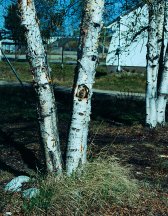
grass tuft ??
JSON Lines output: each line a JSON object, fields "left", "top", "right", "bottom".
{"left": 23, "top": 157, "right": 139, "bottom": 215}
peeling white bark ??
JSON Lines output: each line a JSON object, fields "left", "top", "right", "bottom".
{"left": 66, "top": 0, "right": 104, "bottom": 175}
{"left": 19, "top": 0, "right": 62, "bottom": 173}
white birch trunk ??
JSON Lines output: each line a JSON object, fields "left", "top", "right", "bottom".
{"left": 157, "top": 1, "right": 168, "bottom": 125}
{"left": 146, "top": 1, "right": 161, "bottom": 127}
{"left": 66, "top": 0, "right": 104, "bottom": 175}
{"left": 19, "top": 0, "right": 62, "bottom": 173}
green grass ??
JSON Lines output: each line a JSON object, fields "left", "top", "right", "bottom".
{"left": 95, "top": 68, "right": 146, "bottom": 93}
{"left": 0, "top": 61, "right": 32, "bottom": 82}
{"left": 0, "top": 62, "right": 146, "bottom": 93}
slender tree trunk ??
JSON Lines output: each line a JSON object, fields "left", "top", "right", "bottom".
{"left": 157, "top": 46, "right": 168, "bottom": 124}
{"left": 146, "top": 1, "right": 163, "bottom": 127}
{"left": 157, "top": 1, "right": 168, "bottom": 125}
{"left": 156, "top": 0, "right": 165, "bottom": 85}
{"left": 19, "top": 0, "right": 62, "bottom": 173}
{"left": 66, "top": 0, "right": 104, "bottom": 175}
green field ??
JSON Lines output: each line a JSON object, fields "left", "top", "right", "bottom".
{"left": 0, "top": 62, "right": 146, "bottom": 93}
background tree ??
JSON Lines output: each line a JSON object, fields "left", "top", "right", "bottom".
{"left": 4, "top": 3, "right": 26, "bottom": 44}
{"left": 156, "top": 0, "right": 168, "bottom": 125}
{"left": 146, "top": 0, "right": 168, "bottom": 127}
{"left": 146, "top": 0, "right": 161, "bottom": 127}
{"left": 5, "top": 0, "right": 66, "bottom": 43}
{"left": 35, "top": 0, "right": 65, "bottom": 39}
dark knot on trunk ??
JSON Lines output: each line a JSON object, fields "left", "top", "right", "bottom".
{"left": 76, "top": 84, "right": 89, "bottom": 100}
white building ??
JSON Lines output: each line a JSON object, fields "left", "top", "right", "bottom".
{"left": 106, "top": 4, "right": 148, "bottom": 70}
{"left": 0, "top": 38, "right": 16, "bottom": 61}
{"left": 1, "top": 39, "right": 16, "bottom": 52}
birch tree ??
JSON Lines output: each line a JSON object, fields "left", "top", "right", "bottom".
{"left": 157, "top": 0, "right": 168, "bottom": 125}
{"left": 146, "top": 0, "right": 168, "bottom": 127}
{"left": 146, "top": 0, "right": 161, "bottom": 127}
{"left": 66, "top": 0, "right": 104, "bottom": 175}
{"left": 19, "top": 0, "right": 62, "bottom": 173}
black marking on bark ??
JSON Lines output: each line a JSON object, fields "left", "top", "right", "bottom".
{"left": 51, "top": 139, "right": 56, "bottom": 148}
{"left": 93, "top": 23, "right": 100, "bottom": 28}
{"left": 33, "top": 83, "right": 49, "bottom": 88}
{"left": 79, "top": 112, "right": 84, "bottom": 116}
{"left": 76, "top": 84, "right": 89, "bottom": 100}
{"left": 71, "top": 127, "right": 80, "bottom": 132}
{"left": 92, "top": 55, "right": 97, "bottom": 61}
{"left": 38, "top": 113, "right": 51, "bottom": 120}
{"left": 69, "top": 149, "right": 78, "bottom": 152}
{"left": 151, "top": 64, "right": 157, "bottom": 68}
{"left": 157, "top": 39, "right": 163, "bottom": 44}
{"left": 153, "top": 55, "right": 159, "bottom": 61}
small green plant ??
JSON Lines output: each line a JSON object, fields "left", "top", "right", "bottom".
{"left": 23, "top": 187, "right": 54, "bottom": 214}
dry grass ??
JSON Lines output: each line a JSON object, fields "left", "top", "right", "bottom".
{"left": 19, "top": 157, "right": 139, "bottom": 215}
